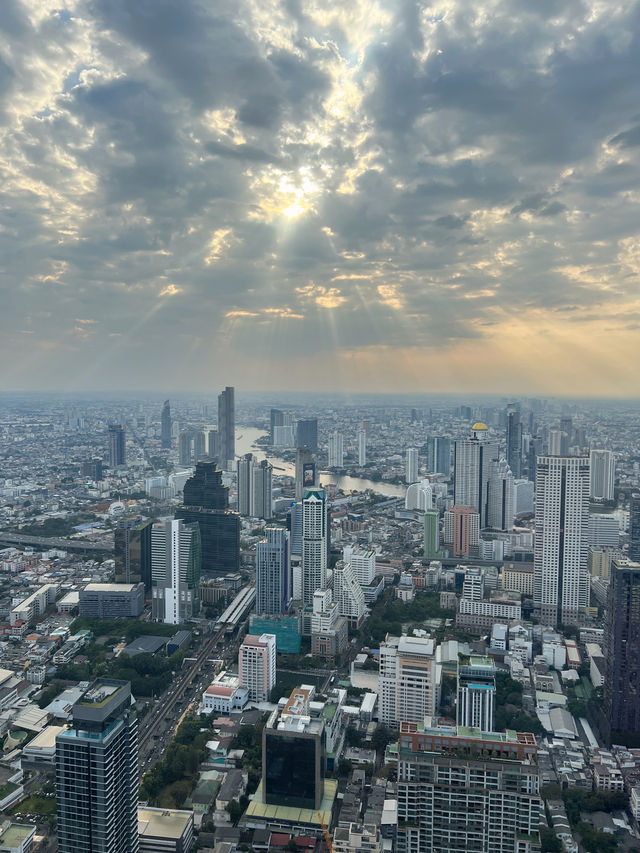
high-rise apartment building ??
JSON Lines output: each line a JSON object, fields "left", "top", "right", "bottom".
{"left": 56, "top": 680, "right": 139, "bottom": 853}
{"left": 332, "top": 560, "right": 366, "bottom": 627}
{"left": 505, "top": 404, "right": 522, "bottom": 478}
{"left": 161, "top": 399, "right": 172, "bottom": 449}
{"left": 405, "top": 448, "right": 418, "bottom": 484}
{"left": 548, "top": 429, "right": 569, "bottom": 456}
{"left": 251, "top": 459, "right": 273, "bottom": 519}
{"left": 217, "top": 385, "right": 235, "bottom": 469}
{"left": 328, "top": 430, "right": 344, "bottom": 468}
{"left": 486, "top": 458, "right": 516, "bottom": 531}
{"left": 423, "top": 509, "right": 440, "bottom": 559}
{"left": 426, "top": 436, "right": 451, "bottom": 475}
{"left": 603, "top": 559, "right": 640, "bottom": 745}
{"left": 533, "top": 455, "right": 590, "bottom": 626}
{"left": 396, "top": 721, "right": 540, "bottom": 853}
{"left": 178, "top": 430, "right": 193, "bottom": 466}
{"left": 256, "top": 526, "right": 290, "bottom": 615}
{"left": 301, "top": 489, "right": 327, "bottom": 606}
{"left": 457, "top": 655, "right": 496, "bottom": 732}
{"left": 151, "top": 519, "right": 201, "bottom": 624}
{"left": 115, "top": 517, "right": 153, "bottom": 590}
{"left": 239, "top": 633, "right": 276, "bottom": 702}
{"left": 405, "top": 480, "right": 433, "bottom": 512}
{"left": 108, "top": 424, "right": 126, "bottom": 468}
{"left": 453, "top": 423, "right": 498, "bottom": 528}
{"left": 296, "top": 418, "right": 318, "bottom": 452}
{"left": 445, "top": 506, "right": 479, "bottom": 558}
{"left": 342, "top": 545, "right": 376, "bottom": 585}
{"left": 630, "top": 494, "right": 640, "bottom": 562}
{"left": 357, "top": 429, "right": 367, "bottom": 466}
{"left": 379, "top": 635, "right": 439, "bottom": 727}
{"left": 295, "top": 446, "right": 315, "bottom": 502}
{"left": 236, "top": 453, "right": 254, "bottom": 516}
{"left": 270, "top": 409, "right": 285, "bottom": 444}
{"left": 590, "top": 449, "right": 615, "bottom": 501}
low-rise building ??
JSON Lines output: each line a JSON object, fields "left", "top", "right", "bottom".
{"left": 333, "top": 823, "right": 382, "bottom": 853}
{"left": 137, "top": 807, "right": 194, "bottom": 853}
{"left": 0, "top": 822, "right": 36, "bottom": 853}
{"left": 201, "top": 672, "right": 248, "bottom": 715}
{"left": 78, "top": 583, "right": 145, "bottom": 618}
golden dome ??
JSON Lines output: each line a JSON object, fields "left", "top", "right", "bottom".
{"left": 472, "top": 422, "right": 489, "bottom": 431}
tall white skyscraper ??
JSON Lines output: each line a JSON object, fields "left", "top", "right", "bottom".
{"left": 357, "top": 429, "right": 367, "bottom": 466}
{"left": 328, "top": 430, "right": 344, "bottom": 468}
{"left": 379, "top": 635, "right": 439, "bottom": 727}
{"left": 590, "top": 449, "right": 615, "bottom": 501}
{"left": 256, "top": 526, "right": 290, "bottom": 614}
{"left": 301, "top": 489, "right": 327, "bottom": 606}
{"left": 457, "top": 655, "right": 496, "bottom": 732}
{"left": 548, "top": 429, "right": 568, "bottom": 456}
{"left": 453, "top": 423, "right": 498, "bottom": 529}
{"left": 251, "top": 460, "right": 273, "bottom": 519}
{"left": 405, "top": 448, "right": 418, "bottom": 484}
{"left": 151, "top": 519, "right": 201, "bottom": 624}
{"left": 534, "top": 455, "right": 590, "bottom": 626}
{"left": 342, "top": 545, "right": 376, "bottom": 585}
{"left": 333, "top": 560, "right": 366, "bottom": 627}
{"left": 486, "top": 458, "right": 516, "bottom": 531}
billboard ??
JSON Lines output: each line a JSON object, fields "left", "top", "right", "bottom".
{"left": 303, "top": 462, "right": 316, "bottom": 487}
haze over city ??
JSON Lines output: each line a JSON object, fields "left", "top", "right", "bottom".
{"left": 2, "top": 1, "right": 640, "bottom": 395}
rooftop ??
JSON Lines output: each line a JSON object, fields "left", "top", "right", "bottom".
{"left": 138, "top": 807, "right": 192, "bottom": 840}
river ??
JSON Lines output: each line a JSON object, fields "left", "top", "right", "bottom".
{"left": 235, "top": 427, "right": 406, "bottom": 499}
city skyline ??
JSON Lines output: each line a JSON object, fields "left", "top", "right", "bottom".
{"left": 2, "top": 2, "right": 640, "bottom": 396}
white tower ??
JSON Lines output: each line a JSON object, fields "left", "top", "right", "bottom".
{"left": 328, "top": 431, "right": 344, "bottom": 468}
{"left": 405, "top": 448, "right": 418, "bottom": 484}
{"left": 590, "top": 449, "right": 615, "bottom": 501}
{"left": 357, "top": 429, "right": 367, "bottom": 467}
{"left": 453, "top": 423, "right": 498, "bottom": 529}
{"left": 301, "top": 489, "right": 327, "bottom": 606}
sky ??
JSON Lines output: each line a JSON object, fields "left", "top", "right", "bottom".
{"left": 2, "top": 0, "right": 640, "bottom": 397}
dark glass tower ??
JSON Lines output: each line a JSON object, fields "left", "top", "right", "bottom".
{"left": 505, "top": 404, "right": 522, "bottom": 478}
{"left": 160, "top": 399, "right": 172, "bottom": 449}
{"left": 295, "top": 419, "right": 318, "bottom": 452}
{"left": 183, "top": 461, "right": 229, "bottom": 510}
{"left": 115, "top": 517, "right": 152, "bottom": 591}
{"left": 603, "top": 559, "right": 640, "bottom": 745}
{"left": 629, "top": 494, "right": 640, "bottom": 562}
{"left": 217, "top": 386, "right": 235, "bottom": 467}
{"left": 56, "top": 680, "right": 139, "bottom": 853}
{"left": 270, "top": 409, "right": 285, "bottom": 444}
{"left": 108, "top": 424, "right": 126, "bottom": 468}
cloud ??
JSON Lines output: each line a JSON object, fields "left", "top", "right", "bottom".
{"left": 0, "top": 0, "right": 639, "bottom": 395}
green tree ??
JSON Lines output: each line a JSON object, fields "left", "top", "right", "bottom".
{"left": 540, "top": 827, "right": 562, "bottom": 853}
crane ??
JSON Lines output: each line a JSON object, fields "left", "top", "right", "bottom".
{"left": 318, "top": 811, "right": 333, "bottom": 853}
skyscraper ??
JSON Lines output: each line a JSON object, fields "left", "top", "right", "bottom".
{"left": 603, "top": 559, "right": 640, "bottom": 746}
{"left": 183, "top": 460, "right": 229, "bottom": 509}
{"left": 301, "top": 489, "right": 327, "bottom": 606}
{"left": 379, "top": 635, "right": 439, "bottom": 727}
{"left": 295, "top": 446, "right": 315, "bottom": 501}
{"left": 160, "top": 399, "right": 172, "bottom": 449}
{"left": 505, "top": 404, "right": 522, "bottom": 478}
{"left": 534, "top": 455, "right": 590, "bottom": 626}
{"left": 328, "top": 430, "right": 344, "bottom": 468}
{"left": 447, "top": 505, "right": 479, "bottom": 558}
{"left": 486, "top": 457, "right": 516, "bottom": 531}
{"left": 332, "top": 560, "right": 366, "bottom": 627}
{"left": 217, "top": 385, "right": 235, "bottom": 469}
{"left": 426, "top": 436, "right": 451, "bottom": 475}
{"left": 239, "top": 633, "right": 277, "bottom": 702}
{"left": 405, "top": 448, "right": 418, "bottom": 484}
{"left": 115, "top": 517, "right": 153, "bottom": 591}
{"left": 296, "top": 418, "right": 318, "bottom": 452}
{"left": 457, "top": 655, "right": 496, "bottom": 732}
{"left": 270, "top": 409, "right": 285, "bottom": 444}
{"left": 357, "top": 429, "right": 366, "bottom": 466}
{"left": 178, "top": 430, "right": 194, "bottom": 466}
{"left": 151, "top": 519, "right": 201, "bottom": 624}
{"left": 56, "top": 680, "right": 139, "bottom": 853}
{"left": 453, "top": 423, "right": 498, "bottom": 528}
{"left": 342, "top": 545, "right": 376, "bottom": 585}
{"left": 252, "top": 459, "right": 273, "bottom": 519}
{"left": 630, "top": 494, "right": 640, "bottom": 562}
{"left": 423, "top": 509, "right": 440, "bottom": 559}
{"left": 590, "top": 449, "right": 615, "bottom": 501}
{"left": 108, "top": 424, "right": 126, "bottom": 468}
{"left": 236, "top": 453, "right": 254, "bottom": 516}
{"left": 256, "top": 526, "right": 290, "bottom": 615}
{"left": 548, "top": 429, "right": 569, "bottom": 456}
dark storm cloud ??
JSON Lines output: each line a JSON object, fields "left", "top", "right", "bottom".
{"left": 1, "top": 0, "right": 640, "bottom": 391}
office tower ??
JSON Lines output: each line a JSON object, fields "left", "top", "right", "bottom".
{"left": 236, "top": 453, "right": 254, "bottom": 516}
{"left": 548, "top": 429, "right": 568, "bottom": 456}
{"left": 193, "top": 430, "right": 207, "bottom": 462}
{"left": 217, "top": 385, "right": 235, "bottom": 469}
{"left": 534, "top": 455, "right": 590, "bottom": 627}
{"left": 239, "top": 633, "right": 276, "bottom": 702}
{"left": 79, "top": 583, "right": 145, "bottom": 619}
{"left": 151, "top": 519, "right": 201, "bottom": 624}
{"left": 273, "top": 422, "right": 295, "bottom": 447}
{"left": 262, "top": 687, "right": 326, "bottom": 810}
{"left": 357, "top": 429, "right": 366, "bottom": 466}
{"left": 457, "top": 655, "right": 496, "bottom": 732}
{"left": 160, "top": 400, "right": 172, "bottom": 449}
{"left": 301, "top": 489, "right": 327, "bottom": 606}
{"left": 178, "top": 430, "right": 193, "bottom": 466}
{"left": 587, "top": 513, "right": 620, "bottom": 548}
{"left": 486, "top": 458, "right": 515, "bottom": 531}
{"left": 252, "top": 460, "right": 273, "bottom": 519}
{"left": 56, "top": 680, "right": 138, "bottom": 853}
{"left": 505, "top": 404, "right": 522, "bottom": 478}
{"left": 81, "top": 459, "right": 103, "bottom": 480}
{"left": 405, "top": 480, "right": 432, "bottom": 511}
{"left": 426, "top": 436, "right": 451, "bottom": 475}
{"left": 396, "top": 722, "right": 541, "bottom": 853}
{"left": 405, "top": 448, "right": 418, "bottom": 484}
{"left": 445, "top": 506, "right": 479, "bottom": 557}
{"left": 590, "top": 449, "right": 615, "bottom": 501}
{"left": 332, "top": 560, "right": 366, "bottom": 627}
{"left": 270, "top": 409, "right": 285, "bottom": 444}
{"left": 423, "top": 509, "right": 440, "bottom": 559}
{"left": 295, "top": 446, "right": 315, "bottom": 501}
{"left": 560, "top": 415, "right": 573, "bottom": 444}
{"left": 296, "top": 418, "right": 318, "bottom": 452}
{"left": 453, "top": 423, "right": 498, "bottom": 528}
{"left": 207, "top": 427, "right": 218, "bottom": 459}
{"left": 328, "top": 430, "right": 344, "bottom": 468}
{"left": 342, "top": 545, "right": 376, "bottom": 585}
{"left": 114, "top": 518, "right": 153, "bottom": 590}
{"left": 379, "top": 635, "right": 439, "bottom": 727}
{"left": 603, "top": 559, "right": 640, "bottom": 745}
{"left": 256, "top": 526, "right": 290, "bottom": 614}
{"left": 183, "top": 460, "right": 228, "bottom": 510}
{"left": 288, "top": 502, "right": 303, "bottom": 557}
{"left": 108, "top": 424, "right": 126, "bottom": 468}
{"left": 630, "top": 494, "right": 640, "bottom": 561}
